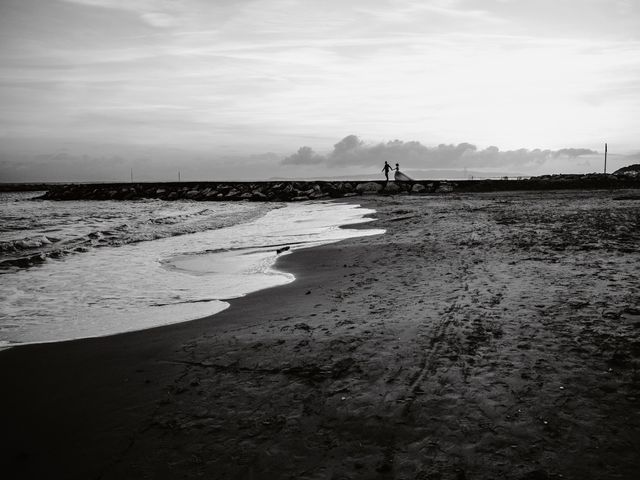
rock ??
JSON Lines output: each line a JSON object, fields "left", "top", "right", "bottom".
{"left": 309, "top": 190, "right": 329, "bottom": 199}
{"left": 325, "top": 183, "right": 343, "bottom": 197}
{"left": 383, "top": 182, "right": 400, "bottom": 193}
{"left": 274, "top": 191, "right": 293, "bottom": 201}
{"left": 356, "top": 182, "right": 383, "bottom": 194}
{"left": 614, "top": 164, "right": 640, "bottom": 176}
{"left": 436, "top": 183, "right": 454, "bottom": 193}
{"left": 292, "top": 195, "right": 310, "bottom": 201}
{"left": 411, "top": 184, "right": 426, "bottom": 193}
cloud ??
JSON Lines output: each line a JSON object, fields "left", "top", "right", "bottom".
{"left": 332, "top": 134, "right": 363, "bottom": 154}
{"left": 60, "top": 0, "right": 185, "bottom": 28}
{"left": 554, "top": 148, "right": 598, "bottom": 157}
{"left": 141, "top": 12, "right": 178, "bottom": 28}
{"left": 281, "top": 135, "right": 604, "bottom": 170}
{"left": 2, "top": 0, "right": 638, "bottom": 168}
{"left": 282, "top": 146, "right": 325, "bottom": 165}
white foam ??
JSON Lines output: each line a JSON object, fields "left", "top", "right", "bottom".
{"left": 0, "top": 201, "right": 383, "bottom": 346}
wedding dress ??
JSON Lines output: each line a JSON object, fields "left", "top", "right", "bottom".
{"left": 394, "top": 170, "right": 413, "bottom": 182}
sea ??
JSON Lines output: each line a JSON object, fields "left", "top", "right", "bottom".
{"left": 0, "top": 192, "right": 384, "bottom": 347}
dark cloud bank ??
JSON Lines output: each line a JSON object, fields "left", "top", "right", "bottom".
{"left": 282, "top": 135, "right": 599, "bottom": 170}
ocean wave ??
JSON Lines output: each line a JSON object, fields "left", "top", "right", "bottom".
{"left": 0, "top": 195, "right": 278, "bottom": 270}
{"left": 0, "top": 234, "right": 55, "bottom": 252}
{"left": 0, "top": 201, "right": 383, "bottom": 345}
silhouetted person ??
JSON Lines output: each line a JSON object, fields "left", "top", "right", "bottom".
{"left": 394, "top": 163, "right": 413, "bottom": 182}
{"left": 382, "top": 161, "right": 393, "bottom": 182}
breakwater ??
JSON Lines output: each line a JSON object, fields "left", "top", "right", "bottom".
{"left": 6, "top": 173, "right": 640, "bottom": 201}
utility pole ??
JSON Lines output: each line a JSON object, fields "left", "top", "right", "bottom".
{"left": 130, "top": 167, "right": 133, "bottom": 183}
{"left": 604, "top": 143, "right": 607, "bottom": 174}
{"left": 178, "top": 170, "right": 181, "bottom": 182}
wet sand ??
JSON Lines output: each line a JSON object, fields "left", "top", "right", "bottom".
{"left": 1, "top": 190, "right": 639, "bottom": 479}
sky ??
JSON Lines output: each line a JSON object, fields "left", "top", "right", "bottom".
{"left": 0, "top": 0, "right": 639, "bottom": 181}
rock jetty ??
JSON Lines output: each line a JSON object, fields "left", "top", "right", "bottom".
{"left": 613, "top": 164, "right": 640, "bottom": 177}
{"left": 38, "top": 180, "right": 441, "bottom": 201}
{"left": 12, "top": 173, "right": 638, "bottom": 202}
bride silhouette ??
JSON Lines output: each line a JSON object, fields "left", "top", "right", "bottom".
{"left": 394, "top": 163, "right": 413, "bottom": 182}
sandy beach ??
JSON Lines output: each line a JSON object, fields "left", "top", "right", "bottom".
{"left": 2, "top": 190, "right": 639, "bottom": 479}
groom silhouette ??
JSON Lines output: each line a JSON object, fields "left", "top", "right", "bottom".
{"left": 382, "top": 161, "right": 393, "bottom": 182}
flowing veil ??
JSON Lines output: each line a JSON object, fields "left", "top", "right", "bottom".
{"left": 394, "top": 170, "right": 413, "bottom": 182}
